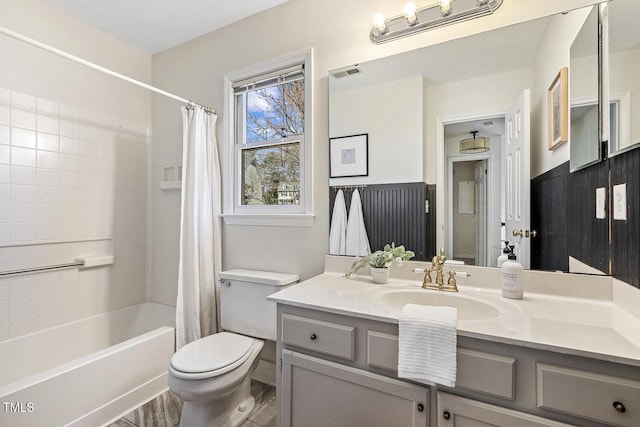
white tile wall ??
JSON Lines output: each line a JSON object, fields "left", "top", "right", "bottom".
{"left": 0, "top": 89, "right": 150, "bottom": 340}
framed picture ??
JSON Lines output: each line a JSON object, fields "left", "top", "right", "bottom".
{"left": 548, "top": 67, "right": 569, "bottom": 150}
{"left": 329, "top": 134, "right": 368, "bottom": 178}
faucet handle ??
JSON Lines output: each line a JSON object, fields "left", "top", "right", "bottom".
{"left": 446, "top": 270, "right": 459, "bottom": 292}
{"left": 411, "top": 267, "right": 432, "bottom": 285}
{"left": 447, "top": 271, "right": 456, "bottom": 285}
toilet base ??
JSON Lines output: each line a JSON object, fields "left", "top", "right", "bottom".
{"left": 178, "top": 372, "right": 256, "bottom": 427}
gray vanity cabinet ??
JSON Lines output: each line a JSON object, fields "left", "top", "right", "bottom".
{"left": 275, "top": 303, "right": 640, "bottom": 427}
{"left": 277, "top": 310, "right": 429, "bottom": 427}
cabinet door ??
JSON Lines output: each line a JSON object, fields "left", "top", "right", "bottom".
{"left": 437, "top": 393, "right": 574, "bottom": 427}
{"left": 281, "top": 350, "right": 429, "bottom": 427}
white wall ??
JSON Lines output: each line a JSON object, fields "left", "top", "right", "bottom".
{"left": 531, "top": 7, "right": 592, "bottom": 178}
{"left": 330, "top": 75, "right": 425, "bottom": 186}
{"left": 611, "top": 48, "right": 640, "bottom": 149}
{"left": 150, "top": 0, "right": 600, "bottom": 305}
{"left": 426, "top": 69, "right": 532, "bottom": 183}
{"left": 0, "top": 0, "right": 152, "bottom": 339}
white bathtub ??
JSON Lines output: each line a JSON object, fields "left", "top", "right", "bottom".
{"left": 0, "top": 302, "right": 175, "bottom": 426}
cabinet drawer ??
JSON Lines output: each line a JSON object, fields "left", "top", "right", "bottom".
{"left": 438, "top": 392, "right": 572, "bottom": 427}
{"left": 366, "top": 331, "right": 515, "bottom": 399}
{"left": 537, "top": 363, "right": 640, "bottom": 426}
{"left": 281, "top": 314, "right": 355, "bottom": 360}
{"left": 367, "top": 330, "right": 399, "bottom": 371}
{"left": 457, "top": 348, "right": 515, "bottom": 400}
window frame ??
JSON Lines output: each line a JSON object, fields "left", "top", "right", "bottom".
{"left": 222, "top": 49, "right": 314, "bottom": 227}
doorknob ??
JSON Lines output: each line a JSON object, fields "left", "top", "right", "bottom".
{"left": 512, "top": 229, "right": 537, "bottom": 238}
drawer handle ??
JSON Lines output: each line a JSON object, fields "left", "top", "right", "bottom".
{"left": 309, "top": 333, "right": 317, "bottom": 341}
{"left": 416, "top": 403, "right": 424, "bottom": 413}
{"left": 443, "top": 411, "right": 451, "bottom": 420}
{"left": 613, "top": 401, "right": 626, "bottom": 413}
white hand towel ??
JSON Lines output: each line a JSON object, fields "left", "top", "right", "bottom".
{"left": 345, "top": 189, "right": 371, "bottom": 256}
{"left": 398, "top": 303, "right": 458, "bottom": 387}
{"left": 329, "top": 189, "right": 347, "bottom": 255}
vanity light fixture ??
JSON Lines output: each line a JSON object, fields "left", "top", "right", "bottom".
{"left": 460, "top": 131, "right": 490, "bottom": 154}
{"left": 370, "top": 0, "right": 504, "bottom": 44}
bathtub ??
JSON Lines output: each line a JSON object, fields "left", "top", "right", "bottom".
{"left": 0, "top": 302, "right": 175, "bottom": 426}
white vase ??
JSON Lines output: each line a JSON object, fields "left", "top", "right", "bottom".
{"left": 370, "top": 267, "right": 390, "bottom": 284}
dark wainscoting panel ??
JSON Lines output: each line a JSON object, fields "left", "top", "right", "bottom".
{"left": 530, "top": 145, "right": 639, "bottom": 288}
{"left": 329, "top": 182, "right": 436, "bottom": 261}
{"left": 568, "top": 159, "right": 610, "bottom": 274}
{"left": 610, "top": 147, "right": 640, "bottom": 288}
{"left": 531, "top": 162, "right": 569, "bottom": 271}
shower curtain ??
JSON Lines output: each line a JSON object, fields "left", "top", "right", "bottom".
{"left": 176, "top": 105, "right": 222, "bottom": 349}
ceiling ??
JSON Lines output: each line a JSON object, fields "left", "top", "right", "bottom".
{"left": 39, "top": 0, "right": 288, "bottom": 54}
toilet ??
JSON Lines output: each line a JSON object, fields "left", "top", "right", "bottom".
{"left": 168, "top": 269, "right": 298, "bottom": 427}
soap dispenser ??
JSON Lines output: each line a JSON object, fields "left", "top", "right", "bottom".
{"left": 497, "top": 241, "right": 511, "bottom": 267}
{"left": 501, "top": 249, "right": 523, "bottom": 299}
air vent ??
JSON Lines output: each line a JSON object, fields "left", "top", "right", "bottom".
{"left": 331, "top": 65, "right": 362, "bottom": 78}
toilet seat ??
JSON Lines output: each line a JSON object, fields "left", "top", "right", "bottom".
{"left": 169, "top": 332, "right": 258, "bottom": 380}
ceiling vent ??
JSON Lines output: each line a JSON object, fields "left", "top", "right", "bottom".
{"left": 331, "top": 65, "right": 362, "bottom": 78}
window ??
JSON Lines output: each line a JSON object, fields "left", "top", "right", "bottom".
{"left": 224, "top": 50, "right": 313, "bottom": 226}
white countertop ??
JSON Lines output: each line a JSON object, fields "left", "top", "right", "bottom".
{"left": 269, "top": 270, "right": 640, "bottom": 368}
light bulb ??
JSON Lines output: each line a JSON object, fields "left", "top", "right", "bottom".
{"left": 373, "top": 12, "right": 388, "bottom": 34}
{"left": 439, "top": 0, "right": 452, "bottom": 16}
{"left": 403, "top": 2, "right": 418, "bottom": 25}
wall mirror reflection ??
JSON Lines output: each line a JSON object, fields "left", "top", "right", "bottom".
{"left": 329, "top": 1, "right": 637, "bottom": 283}
{"left": 607, "top": 0, "right": 640, "bottom": 155}
{"left": 570, "top": 5, "right": 601, "bottom": 171}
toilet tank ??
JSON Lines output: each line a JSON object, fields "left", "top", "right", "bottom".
{"left": 219, "top": 269, "right": 298, "bottom": 340}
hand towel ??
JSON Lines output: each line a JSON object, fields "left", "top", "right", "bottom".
{"left": 345, "top": 189, "right": 371, "bottom": 256}
{"left": 329, "top": 189, "right": 347, "bottom": 255}
{"left": 398, "top": 303, "right": 458, "bottom": 387}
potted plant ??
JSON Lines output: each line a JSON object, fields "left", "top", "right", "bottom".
{"left": 345, "top": 243, "right": 415, "bottom": 284}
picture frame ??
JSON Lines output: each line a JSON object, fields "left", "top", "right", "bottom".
{"left": 548, "top": 67, "right": 569, "bottom": 150}
{"left": 329, "top": 134, "right": 368, "bottom": 178}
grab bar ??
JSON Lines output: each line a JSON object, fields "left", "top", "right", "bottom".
{"left": 0, "top": 255, "right": 114, "bottom": 278}
{"left": 0, "top": 261, "right": 85, "bottom": 278}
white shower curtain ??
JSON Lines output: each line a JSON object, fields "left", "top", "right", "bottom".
{"left": 176, "top": 105, "right": 222, "bottom": 349}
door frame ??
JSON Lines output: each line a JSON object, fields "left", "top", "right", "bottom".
{"left": 436, "top": 111, "right": 505, "bottom": 263}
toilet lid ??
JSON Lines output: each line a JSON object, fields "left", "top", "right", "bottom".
{"left": 170, "top": 332, "right": 254, "bottom": 374}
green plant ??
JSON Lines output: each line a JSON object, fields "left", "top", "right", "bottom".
{"left": 345, "top": 243, "right": 415, "bottom": 278}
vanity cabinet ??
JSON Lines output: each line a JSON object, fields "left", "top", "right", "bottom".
{"left": 276, "top": 304, "right": 640, "bottom": 427}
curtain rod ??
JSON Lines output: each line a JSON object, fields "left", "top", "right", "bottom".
{"left": 0, "top": 25, "right": 215, "bottom": 113}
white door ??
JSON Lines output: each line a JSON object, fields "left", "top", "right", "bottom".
{"left": 474, "top": 160, "right": 487, "bottom": 266}
{"left": 504, "top": 89, "right": 531, "bottom": 268}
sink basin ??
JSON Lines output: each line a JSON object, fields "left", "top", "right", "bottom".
{"left": 379, "top": 290, "right": 500, "bottom": 321}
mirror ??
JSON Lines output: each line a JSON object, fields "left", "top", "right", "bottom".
{"left": 570, "top": 6, "right": 601, "bottom": 171}
{"left": 329, "top": 5, "right": 607, "bottom": 272}
{"left": 607, "top": 0, "right": 640, "bottom": 155}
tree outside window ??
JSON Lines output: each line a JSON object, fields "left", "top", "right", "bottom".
{"left": 238, "top": 77, "right": 304, "bottom": 206}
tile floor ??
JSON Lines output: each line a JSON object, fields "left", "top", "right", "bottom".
{"left": 107, "top": 381, "right": 276, "bottom": 427}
